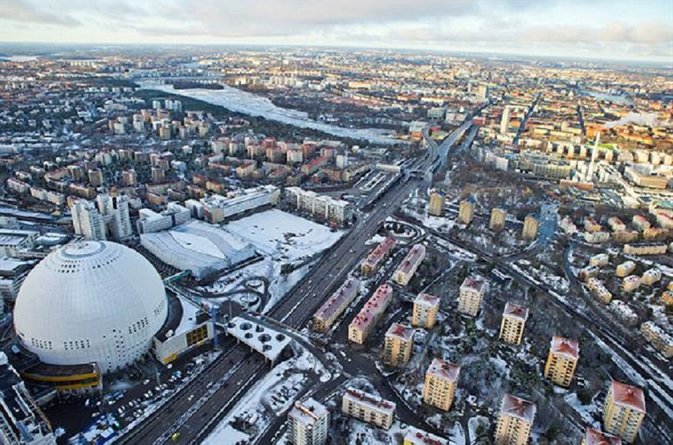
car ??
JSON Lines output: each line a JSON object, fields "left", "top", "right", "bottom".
{"left": 171, "top": 432, "right": 181, "bottom": 441}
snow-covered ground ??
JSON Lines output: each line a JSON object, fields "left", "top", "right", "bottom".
{"left": 137, "top": 81, "right": 398, "bottom": 144}
{"left": 203, "top": 348, "right": 327, "bottom": 445}
{"left": 202, "top": 210, "right": 345, "bottom": 312}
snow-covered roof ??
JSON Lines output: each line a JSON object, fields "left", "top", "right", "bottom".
{"left": 414, "top": 292, "right": 440, "bottom": 309}
{"left": 226, "top": 316, "right": 291, "bottom": 362}
{"left": 503, "top": 302, "right": 529, "bottom": 321}
{"left": 288, "top": 398, "right": 328, "bottom": 427}
{"left": 404, "top": 427, "right": 449, "bottom": 445}
{"left": 500, "top": 394, "right": 536, "bottom": 423}
{"left": 343, "top": 387, "right": 395, "bottom": 415}
{"left": 610, "top": 381, "right": 646, "bottom": 413}
{"left": 550, "top": 336, "right": 579, "bottom": 359}
{"left": 426, "top": 357, "right": 460, "bottom": 383}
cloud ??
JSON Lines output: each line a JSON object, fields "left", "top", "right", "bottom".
{"left": 3, "top": 0, "right": 79, "bottom": 26}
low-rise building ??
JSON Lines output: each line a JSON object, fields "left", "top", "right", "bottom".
{"left": 403, "top": 427, "right": 449, "bottom": 445}
{"left": 392, "top": 244, "right": 426, "bottom": 286}
{"left": 587, "top": 278, "right": 613, "bottom": 304}
{"left": 288, "top": 398, "right": 330, "bottom": 445}
{"left": 499, "top": 302, "right": 529, "bottom": 345}
{"left": 348, "top": 284, "right": 393, "bottom": 344}
{"left": 623, "top": 243, "right": 668, "bottom": 256}
{"left": 641, "top": 268, "right": 661, "bottom": 285}
{"left": 494, "top": 394, "right": 536, "bottom": 445}
{"left": 458, "top": 275, "right": 487, "bottom": 317}
{"left": 544, "top": 336, "right": 579, "bottom": 387}
{"left": 341, "top": 387, "right": 395, "bottom": 429}
{"left": 422, "top": 358, "right": 460, "bottom": 412}
{"left": 615, "top": 261, "right": 636, "bottom": 278}
{"left": 622, "top": 275, "right": 641, "bottom": 292}
{"left": 603, "top": 381, "right": 646, "bottom": 443}
{"left": 360, "top": 236, "right": 396, "bottom": 276}
{"left": 313, "top": 277, "right": 360, "bottom": 333}
{"left": 609, "top": 301, "right": 639, "bottom": 326}
{"left": 383, "top": 323, "right": 414, "bottom": 367}
{"left": 590, "top": 253, "right": 609, "bottom": 267}
{"left": 412, "top": 293, "right": 440, "bottom": 329}
{"left": 640, "top": 321, "right": 673, "bottom": 358}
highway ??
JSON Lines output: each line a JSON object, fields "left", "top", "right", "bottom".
{"left": 119, "top": 119, "right": 475, "bottom": 445}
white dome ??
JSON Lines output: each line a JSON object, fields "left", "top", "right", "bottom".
{"left": 14, "top": 241, "right": 168, "bottom": 374}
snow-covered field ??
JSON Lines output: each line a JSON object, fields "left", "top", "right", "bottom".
{"left": 203, "top": 210, "right": 345, "bottom": 312}
{"left": 137, "top": 81, "right": 397, "bottom": 144}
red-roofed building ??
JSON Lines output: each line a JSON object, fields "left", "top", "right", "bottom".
{"left": 312, "top": 277, "right": 360, "bottom": 333}
{"left": 348, "top": 284, "right": 393, "bottom": 344}
{"left": 412, "top": 293, "right": 440, "bottom": 329}
{"left": 383, "top": 323, "right": 414, "bottom": 367}
{"left": 393, "top": 244, "right": 426, "bottom": 286}
{"left": 422, "top": 358, "right": 460, "bottom": 412}
{"left": 603, "top": 381, "right": 646, "bottom": 443}
{"left": 544, "top": 336, "right": 579, "bottom": 387}
{"left": 360, "top": 236, "right": 396, "bottom": 276}
{"left": 495, "top": 394, "right": 536, "bottom": 445}
{"left": 582, "top": 427, "right": 622, "bottom": 445}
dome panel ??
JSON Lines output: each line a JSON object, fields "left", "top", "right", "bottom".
{"left": 13, "top": 241, "right": 168, "bottom": 374}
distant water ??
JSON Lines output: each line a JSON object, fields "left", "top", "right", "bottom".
{"left": 582, "top": 89, "right": 633, "bottom": 106}
{"left": 137, "top": 80, "right": 399, "bottom": 145}
{"left": 0, "top": 55, "right": 38, "bottom": 62}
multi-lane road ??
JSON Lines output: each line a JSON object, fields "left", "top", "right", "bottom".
{"left": 119, "top": 119, "right": 475, "bottom": 444}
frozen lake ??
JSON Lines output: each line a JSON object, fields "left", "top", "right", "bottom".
{"left": 137, "top": 80, "right": 399, "bottom": 145}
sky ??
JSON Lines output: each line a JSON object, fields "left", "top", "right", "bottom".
{"left": 2, "top": 0, "right": 672, "bottom": 63}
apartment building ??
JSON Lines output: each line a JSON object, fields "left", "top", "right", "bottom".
{"left": 341, "top": 387, "right": 396, "bottom": 429}
{"left": 392, "top": 244, "right": 426, "bottom": 286}
{"left": 458, "top": 275, "right": 487, "bottom": 317}
{"left": 623, "top": 243, "right": 668, "bottom": 256}
{"left": 589, "top": 253, "right": 609, "bottom": 267}
{"left": 489, "top": 208, "right": 507, "bottom": 231}
{"left": 615, "top": 261, "right": 636, "bottom": 278}
{"left": 285, "top": 186, "right": 353, "bottom": 225}
{"left": 403, "top": 427, "right": 449, "bottom": 445}
{"left": 422, "top": 358, "right": 460, "bottom": 412}
{"left": 494, "top": 394, "right": 536, "bottom": 445}
{"left": 622, "top": 275, "right": 641, "bottom": 292}
{"left": 640, "top": 321, "right": 673, "bottom": 358}
{"left": 428, "top": 191, "right": 445, "bottom": 216}
{"left": 360, "top": 236, "right": 396, "bottom": 276}
{"left": 544, "top": 336, "right": 579, "bottom": 387}
{"left": 383, "top": 323, "right": 414, "bottom": 367}
{"left": 641, "top": 268, "right": 661, "bottom": 285}
{"left": 587, "top": 278, "right": 613, "bottom": 304}
{"left": 458, "top": 199, "right": 475, "bottom": 224}
{"left": 582, "top": 427, "right": 622, "bottom": 445}
{"left": 288, "top": 398, "right": 330, "bottom": 445}
{"left": 603, "top": 381, "right": 646, "bottom": 443}
{"left": 499, "top": 302, "right": 529, "bottom": 345}
{"left": 348, "top": 284, "right": 393, "bottom": 344}
{"left": 521, "top": 214, "right": 539, "bottom": 240}
{"left": 313, "top": 277, "right": 360, "bottom": 333}
{"left": 412, "top": 293, "right": 440, "bottom": 329}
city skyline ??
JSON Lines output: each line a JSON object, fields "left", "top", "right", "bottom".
{"left": 2, "top": 0, "right": 672, "bottom": 63}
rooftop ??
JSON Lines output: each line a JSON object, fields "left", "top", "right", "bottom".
{"left": 550, "top": 336, "right": 580, "bottom": 359}
{"left": 343, "top": 387, "right": 395, "bottom": 414}
{"left": 404, "top": 427, "right": 449, "bottom": 445}
{"left": 414, "top": 292, "right": 440, "bottom": 308}
{"left": 288, "top": 398, "right": 328, "bottom": 427}
{"left": 500, "top": 394, "right": 536, "bottom": 423}
{"left": 461, "top": 275, "right": 486, "bottom": 293}
{"left": 427, "top": 357, "right": 460, "bottom": 382}
{"left": 503, "top": 302, "right": 529, "bottom": 320}
{"left": 610, "top": 380, "right": 646, "bottom": 413}
{"left": 385, "top": 323, "right": 414, "bottom": 341}
{"left": 584, "top": 427, "right": 623, "bottom": 445}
